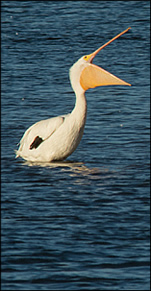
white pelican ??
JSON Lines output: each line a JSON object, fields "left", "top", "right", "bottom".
{"left": 16, "top": 27, "right": 131, "bottom": 162}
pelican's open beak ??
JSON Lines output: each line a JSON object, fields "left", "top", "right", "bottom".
{"left": 80, "top": 27, "right": 131, "bottom": 91}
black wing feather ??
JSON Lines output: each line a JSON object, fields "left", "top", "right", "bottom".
{"left": 30, "top": 136, "right": 43, "bottom": 150}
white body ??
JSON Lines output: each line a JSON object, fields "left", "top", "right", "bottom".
{"left": 16, "top": 58, "right": 87, "bottom": 162}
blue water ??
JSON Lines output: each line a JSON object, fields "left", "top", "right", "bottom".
{"left": 1, "top": 1, "right": 150, "bottom": 290}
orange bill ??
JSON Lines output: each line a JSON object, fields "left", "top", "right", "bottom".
{"left": 89, "top": 27, "right": 131, "bottom": 61}
{"left": 80, "top": 64, "right": 131, "bottom": 91}
{"left": 80, "top": 27, "right": 131, "bottom": 90}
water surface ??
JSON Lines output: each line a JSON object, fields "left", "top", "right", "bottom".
{"left": 1, "top": 1, "right": 150, "bottom": 290}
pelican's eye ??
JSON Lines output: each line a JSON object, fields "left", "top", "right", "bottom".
{"left": 83, "top": 55, "right": 88, "bottom": 61}
{"left": 83, "top": 54, "right": 91, "bottom": 62}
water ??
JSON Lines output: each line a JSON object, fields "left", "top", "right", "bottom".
{"left": 1, "top": 1, "right": 150, "bottom": 290}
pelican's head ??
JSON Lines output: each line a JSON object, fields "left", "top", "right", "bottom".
{"left": 69, "top": 27, "right": 131, "bottom": 93}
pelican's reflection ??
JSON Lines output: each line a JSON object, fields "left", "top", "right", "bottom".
{"left": 21, "top": 160, "right": 107, "bottom": 178}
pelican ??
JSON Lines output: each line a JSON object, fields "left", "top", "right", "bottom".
{"left": 16, "top": 27, "right": 131, "bottom": 162}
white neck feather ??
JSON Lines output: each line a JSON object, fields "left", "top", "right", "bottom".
{"left": 69, "top": 59, "right": 87, "bottom": 123}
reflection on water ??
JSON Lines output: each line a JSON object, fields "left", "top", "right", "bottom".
{"left": 22, "top": 160, "right": 84, "bottom": 169}
{"left": 19, "top": 159, "right": 116, "bottom": 184}
{"left": 21, "top": 159, "right": 109, "bottom": 175}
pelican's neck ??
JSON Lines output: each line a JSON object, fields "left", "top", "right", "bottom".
{"left": 71, "top": 87, "right": 87, "bottom": 121}
{"left": 69, "top": 59, "right": 87, "bottom": 122}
